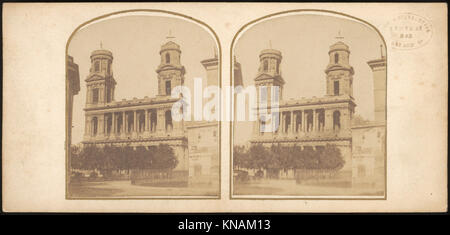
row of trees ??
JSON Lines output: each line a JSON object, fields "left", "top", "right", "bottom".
{"left": 70, "top": 144, "right": 178, "bottom": 176}
{"left": 233, "top": 144, "right": 345, "bottom": 171}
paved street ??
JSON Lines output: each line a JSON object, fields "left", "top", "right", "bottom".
{"left": 233, "top": 179, "right": 384, "bottom": 196}
{"left": 69, "top": 180, "right": 219, "bottom": 197}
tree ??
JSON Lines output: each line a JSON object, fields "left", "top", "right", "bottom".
{"left": 79, "top": 145, "right": 103, "bottom": 171}
{"left": 152, "top": 144, "right": 178, "bottom": 170}
{"left": 232, "top": 144, "right": 345, "bottom": 177}
{"left": 317, "top": 145, "right": 345, "bottom": 170}
{"left": 73, "top": 144, "right": 180, "bottom": 173}
{"left": 268, "top": 144, "right": 281, "bottom": 170}
{"left": 278, "top": 145, "right": 294, "bottom": 172}
{"left": 291, "top": 145, "right": 305, "bottom": 169}
{"left": 70, "top": 145, "right": 82, "bottom": 170}
{"left": 248, "top": 144, "right": 266, "bottom": 170}
{"left": 233, "top": 145, "right": 248, "bottom": 170}
{"left": 101, "top": 145, "right": 117, "bottom": 177}
{"left": 301, "top": 146, "right": 317, "bottom": 169}
{"left": 134, "top": 146, "right": 149, "bottom": 169}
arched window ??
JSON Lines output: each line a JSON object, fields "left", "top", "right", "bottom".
{"left": 165, "top": 80, "right": 171, "bottom": 95}
{"left": 106, "top": 88, "right": 111, "bottom": 103}
{"left": 263, "top": 60, "right": 268, "bottom": 72}
{"left": 273, "top": 112, "right": 280, "bottom": 133}
{"left": 139, "top": 112, "right": 145, "bottom": 133}
{"left": 106, "top": 115, "right": 112, "bottom": 134}
{"left": 284, "top": 112, "right": 291, "bottom": 133}
{"left": 94, "top": 61, "right": 100, "bottom": 72}
{"left": 165, "top": 110, "right": 173, "bottom": 131}
{"left": 165, "top": 53, "right": 170, "bottom": 64}
{"left": 318, "top": 110, "right": 325, "bottom": 131}
{"left": 334, "top": 81, "right": 339, "bottom": 96}
{"left": 91, "top": 117, "right": 98, "bottom": 136}
{"left": 127, "top": 112, "right": 133, "bottom": 133}
{"left": 333, "top": 111, "right": 341, "bottom": 131}
{"left": 117, "top": 114, "right": 122, "bottom": 134}
{"left": 334, "top": 53, "right": 339, "bottom": 63}
{"left": 260, "top": 86, "right": 267, "bottom": 102}
{"left": 307, "top": 111, "right": 313, "bottom": 132}
{"left": 295, "top": 111, "right": 302, "bottom": 132}
{"left": 92, "top": 88, "right": 99, "bottom": 103}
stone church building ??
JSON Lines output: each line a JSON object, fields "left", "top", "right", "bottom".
{"left": 249, "top": 40, "right": 386, "bottom": 184}
{"left": 82, "top": 39, "right": 219, "bottom": 183}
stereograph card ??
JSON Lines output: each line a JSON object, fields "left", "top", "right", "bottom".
{"left": 2, "top": 3, "right": 447, "bottom": 212}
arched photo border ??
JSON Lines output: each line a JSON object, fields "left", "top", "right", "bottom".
{"left": 229, "top": 9, "right": 388, "bottom": 200}
{"left": 65, "top": 9, "right": 222, "bottom": 200}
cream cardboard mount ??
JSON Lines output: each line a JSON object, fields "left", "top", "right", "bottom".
{"left": 2, "top": 3, "right": 447, "bottom": 212}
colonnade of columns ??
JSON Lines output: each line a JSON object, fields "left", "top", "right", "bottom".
{"left": 256, "top": 108, "right": 344, "bottom": 136}
{"left": 85, "top": 108, "right": 179, "bottom": 138}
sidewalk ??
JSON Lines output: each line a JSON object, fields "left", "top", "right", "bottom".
{"left": 69, "top": 180, "right": 219, "bottom": 197}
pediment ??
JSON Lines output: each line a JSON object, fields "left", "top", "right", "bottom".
{"left": 254, "top": 73, "right": 276, "bottom": 81}
{"left": 254, "top": 73, "right": 285, "bottom": 84}
{"left": 156, "top": 64, "right": 185, "bottom": 73}
{"left": 85, "top": 74, "right": 105, "bottom": 82}
{"left": 325, "top": 65, "right": 354, "bottom": 75}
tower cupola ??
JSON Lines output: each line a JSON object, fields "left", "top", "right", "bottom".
{"left": 254, "top": 47, "right": 285, "bottom": 105}
{"left": 325, "top": 41, "right": 354, "bottom": 97}
{"left": 258, "top": 49, "right": 282, "bottom": 76}
{"left": 85, "top": 45, "right": 116, "bottom": 106}
{"left": 156, "top": 39, "right": 186, "bottom": 96}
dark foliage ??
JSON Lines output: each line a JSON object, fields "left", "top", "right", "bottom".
{"left": 70, "top": 144, "right": 178, "bottom": 174}
{"left": 233, "top": 144, "right": 344, "bottom": 171}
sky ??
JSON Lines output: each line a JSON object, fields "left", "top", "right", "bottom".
{"left": 233, "top": 14, "right": 385, "bottom": 145}
{"left": 69, "top": 15, "right": 217, "bottom": 144}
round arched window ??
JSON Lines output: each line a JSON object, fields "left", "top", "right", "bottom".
{"left": 165, "top": 53, "right": 170, "bottom": 63}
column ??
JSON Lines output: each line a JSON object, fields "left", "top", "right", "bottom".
{"left": 325, "top": 109, "right": 332, "bottom": 132}
{"left": 312, "top": 110, "right": 316, "bottom": 132}
{"left": 99, "top": 87, "right": 104, "bottom": 103}
{"left": 253, "top": 115, "right": 259, "bottom": 135}
{"left": 86, "top": 88, "right": 90, "bottom": 104}
{"left": 273, "top": 112, "right": 279, "bottom": 135}
{"left": 84, "top": 116, "right": 90, "bottom": 138}
{"left": 341, "top": 108, "right": 347, "bottom": 130}
{"left": 317, "top": 110, "right": 321, "bottom": 131}
{"left": 133, "top": 110, "right": 137, "bottom": 133}
{"left": 173, "top": 112, "right": 181, "bottom": 134}
{"left": 317, "top": 110, "right": 320, "bottom": 132}
{"left": 98, "top": 115, "right": 104, "bottom": 136}
{"left": 157, "top": 108, "right": 165, "bottom": 133}
{"left": 290, "top": 111, "right": 295, "bottom": 133}
{"left": 112, "top": 87, "right": 115, "bottom": 101}
{"left": 302, "top": 110, "right": 306, "bottom": 132}
{"left": 145, "top": 110, "right": 149, "bottom": 132}
{"left": 112, "top": 112, "right": 116, "bottom": 135}
{"left": 122, "top": 112, "right": 126, "bottom": 135}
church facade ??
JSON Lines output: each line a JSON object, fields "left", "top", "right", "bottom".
{"left": 250, "top": 40, "right": 386, "bottom": 182}
{"left": 82, "top": 39, "right": 219, "bottom": 180}
{"left": 250, "top": 41, "right": 356, "bottom": 173}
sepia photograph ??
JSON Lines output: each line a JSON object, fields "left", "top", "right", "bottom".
{"left": 66, "top": 11, "right": 220, "bottom": 198}
{"left": 3, "top": 3, "right": 446, "bottom": 213}
{"left": 232, "top": 11, "right": 387, "bottom": 198}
